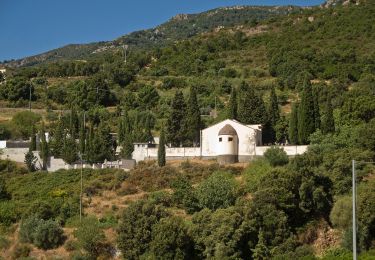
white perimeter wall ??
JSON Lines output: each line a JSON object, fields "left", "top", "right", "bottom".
{"left": 132, "top": 146, "right": 201, "bottom": 162}
{"left": 132, "top": 145, "right": 308, "bottom": 162}
{"left": 255, "top": 145, "right": 308, "bottom": 156}
{"left": 0, "top": 148, "right": 68, "bottom": 172}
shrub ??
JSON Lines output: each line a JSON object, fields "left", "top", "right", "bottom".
{"left": 64, "top": 239, "right": 80, "bottom": 251}
{"left": 244, "top": 159, "right": 272, "bottom": 193}
{"left": 330, "top": 196, "right": 352, "bottom": 230}
{"left": 171, "top": 176, "right": 199, "bottom": 213}
{"left": 74, "top": 217, "right": 109, "bottom": 258}
{"left": 150, "top": 216, "right": 194, "bottom": 259}
{"left": 33, "top": 219, "right": 65, "bottom": 250}
{"left": 19, "top": 215, "right": 42, "bottom": 243}
{"left": 195, "top": 171, "right": 238, "bottom": 210}
{"left": 0, "top": 177, "right": 11, "bottom": 201}
{"left": 0, "top": 201, "right": 18, "bottom": 226}
{"left": 264, "top": 146, "right": 289, "bottom": 167}
{"left": 19, "top": 215, "right": 65, "bottom": 250}
{"left": 11, "top": 244, "right": 31, "bottom": 259}
{"left": 117, "top": 200, "right": 169, "bottom": 259}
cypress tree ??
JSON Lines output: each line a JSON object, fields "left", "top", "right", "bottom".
{"left": 166, "top": 91, "right": 186, "bottom": 147}
{"left": 86, "top": 126, "right": 94, "bottom": 163}
{"left": 30, "top": 126, "right": 37, "bottom": 152}
{"left": 263, "top": 87, "right": 280, "bottom": 144}
{"left": 78, "top": 117, "right": 86, "bottom": 156}
{"left": 92, "top": 123, "right": 114, "bottom": 163}
{"left": 269, "top": 86, "right": 280, "bottom": 126}
{"left": 39, "top": 124, "right": 49, "bottom": 171}
{"left": 228, "top": 86, "right": 237, "bottom": 120}
{"left": 298, "top": 79, "right": 316, "bottom": 144}
{"left": 313, "top": 88, "right": 321, "bottom": 130}
{"left": 62, "top": 136, "right": 78, "bottom": 164}
{"left": 289, "top": 103, "right": 299, "bottom": 145}
{"left": 120, "top": 134, "right": 134, "bottom": 159}
{"left": 158, "top": 127, "right": 166, "bottom": 167}
{"left": 69, "top": 108, "right": 79, "bottom": 139}
{"left": 51, "top": 117, "right": 64, "bottom": 158}
{"left": 184, "top": 86, "right": 201, "bottom": 146}
{"left": 119, "top": 110, "right": 134, "bottom": 159}
{"left": 237, "top": 81, "right": 267, "bottom": 124}
{"left": 322, "top": 99, "right": 335, "bottom": 134}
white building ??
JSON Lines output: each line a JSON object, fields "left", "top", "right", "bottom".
{"left": 132, "top": 119, "right": 307, "bottom": 164}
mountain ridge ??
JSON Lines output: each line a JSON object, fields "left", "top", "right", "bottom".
{"left": 2, "top": 5, "right": 302, "bottom": 68}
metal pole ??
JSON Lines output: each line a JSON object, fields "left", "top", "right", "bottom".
{"left": 80, "top": 153, "right": 83, "bottom": 222}
{"left": 29, "top": 84, "right": 32, "bottom": 111}
{"left": 352, "top": 159, "right": 357, "bottom": 260}
{"left": 80, "top": 111, "right": 86, "bottom": 223}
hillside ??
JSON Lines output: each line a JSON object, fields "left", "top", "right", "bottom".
{"left": 2, "top": 5, "right": 300, "bottom": 68}
{"left": 0, "top": 0, "right": 375, "bottom": 259}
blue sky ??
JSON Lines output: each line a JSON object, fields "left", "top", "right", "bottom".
{"left": 0, "top": 0, "right": 324, "bottom": 61}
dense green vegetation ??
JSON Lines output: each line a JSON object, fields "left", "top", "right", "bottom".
{"left": 0, "top": 0, "right": 375, "bottom": 258}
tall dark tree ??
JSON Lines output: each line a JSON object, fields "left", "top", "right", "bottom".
{"left": 88, "top": 123, "right": 114, "bottom": 163}
{"left": 30, "top": 126, "right": 37, "bottom": 151}
{"left": 78, "top": 115, "right": 86, "bottom": 156}
{"left": 158, "top": 127, "right": 166, "bottom": 167}
{"left": 119, "top": 110, "right": 134, "bottom": 159}
{"left": 184, "top": 86, "right": 201, "bottom": 146}
{"left": 62, "top": 136, "right": 78, "bottom": 164}
{"left": 50, "top": 117, "right": 64, "bottom": 158}
{"left": 39, "top": 124, "right": 49, "bottom": 171}
{"left": 166, "top": 91, "right": 186, "bottom": 146}
{"left": 322, "top": 99, "right": 335, "bottom": 134}
{"left": 313, "top": 88, "right": 321, "bottom": 130}
{"left": 269, "top": 86, "right": 280, "bottom": 126}
{"left": 120, "top": 134, "right": 134, "bottom": 159}
{"left": 263, "top": 87, "right": 280, "bottom": 144}
{"left": 289, "top": 103, "right": 299, "bottom": 145}
{"left": 298, "top": 79, "right": 316, "bottom": 144}
{"left": 227, "top": 86, "right": 238, "bottom": 120}
{"left": 237, "top": 81, "right": 266, "bottom": 124}
{"left": 69, "top": 108, "right": 79, "bottom": 139}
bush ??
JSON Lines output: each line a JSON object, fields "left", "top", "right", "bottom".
{"left": 0, "top": 201, "right": 18, "bottom": 226}
{"left": 33, "top": 219, "right": 65, "bottom": 250}
{"left": 264, "top": 146, "right": 289, "bottom": 167}
{"left": 19, "top": 215, "right": 65, "bottom": 250}
{"left": 150, "top": 216, "right": 194, "bottom": 259}
{"left": 244, "top": 159, "right": 272, "bottom": 193}
{"left": 19, "top": 215, "right": 42, "bottom": 243}
{"left": 117, "top": 200, "right": 169, "bottom": 259}
{"left": 74, "top": 217, "right": 110, "bottom": 258}
{"left": 330, "top": 196, "right": 352, "bottom": 230}
{"left": 64, "top": 239, "right": 80, "bottom": 251}
{"left": 195, "top": 171, "right": 238, "bottom": 210}
{"left": 11, "top": 244, "right": 31, "bottom": 259}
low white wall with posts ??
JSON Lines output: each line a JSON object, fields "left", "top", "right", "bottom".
{"left": 132, "top": 144, "right": 308, "bottom": 162}
{"left": 255, "top": 145, "right": 308, "bottom": 156}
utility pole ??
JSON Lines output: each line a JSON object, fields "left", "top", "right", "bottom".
{"left": 352, "top": 159, "right": 357, "bottom": 260}
{"left": 29, "top": 83, "right": 32, "bottom": 111}
{"left": 80, "top": 153, "right": 83, "bottom": 222}
{"left": 80, "top": 111, "right": 86, "bottom": 223}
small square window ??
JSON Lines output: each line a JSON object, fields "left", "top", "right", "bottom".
{"left": 219, "top": 137, "right": 222, "bottom": 142}
{"left": 228, "top": 137, "right": 233, "bottom": 142}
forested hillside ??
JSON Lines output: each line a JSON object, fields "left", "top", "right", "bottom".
{"left": 2, "top": 5, "right": 298, "bottom": 68}
{"left": 0, "top": 0, "right": 375, "bottom": 259}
